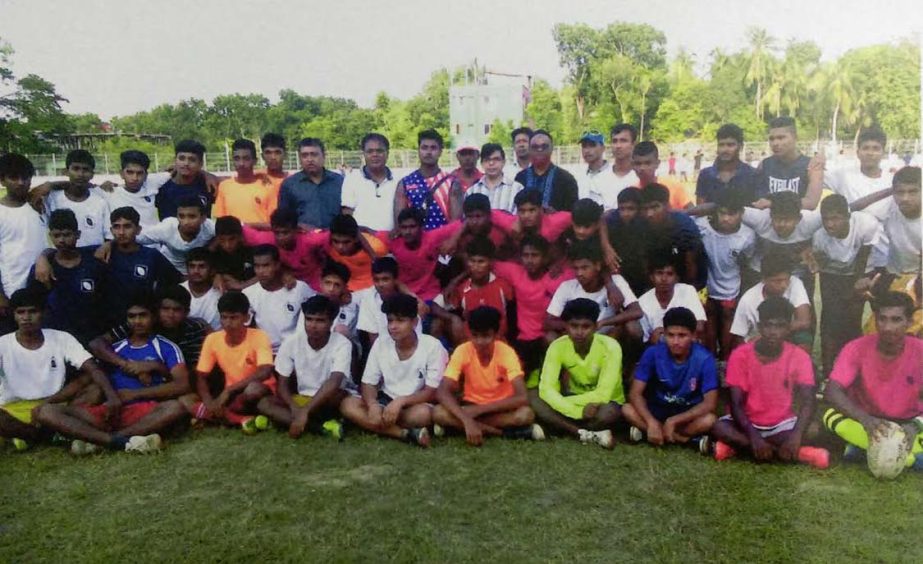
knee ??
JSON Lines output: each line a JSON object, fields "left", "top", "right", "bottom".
{"left": 163, "top": 400, "right": 187, "bottom": 419}
{"left": 595, "top": 402, "right": 622, "bottom": 425}
{"left": 432, "top": 405, "right": 451, "bottom": 425}
{"left": 404, "top": 403, "right": 433, "bottom": 427}
{"left": 243, "top": 381, "right": 270, "bottom": 399}
{"left": 32, "top": 403, "right": 58, "bottom": 425}
{"left": 513, "top": 406, "right": 534, "bottom": 427}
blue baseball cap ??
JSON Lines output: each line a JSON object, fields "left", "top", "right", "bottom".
{"left": 580, "top": 131, "right": 605, "bottom": 145}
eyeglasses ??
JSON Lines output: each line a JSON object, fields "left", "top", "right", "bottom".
{"left": 530, "top": 144, "right": 551, "bottom": 152}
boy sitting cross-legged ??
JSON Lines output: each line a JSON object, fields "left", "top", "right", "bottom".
{"left": 711, "top": 296, "right": 829, "bottom": 468}
{"left": 623, "top": 307, "right": 718, "bottom": 449}
{"left": 530, "top": 298, "right": 623, "bottom": 449}
{"left": 257, "top": 295, "right": 353, "bottom": 440}
{"left": 341, "top": 294, "right": 447, "bottom": 447}
{"left": 433, "top": 306, "right": 543, "bottom": 446}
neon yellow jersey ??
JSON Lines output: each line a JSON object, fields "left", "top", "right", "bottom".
{"left": 539, "top": 334, "right": 624, "bottom": 420}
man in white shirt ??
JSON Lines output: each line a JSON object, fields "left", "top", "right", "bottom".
{"left": 341, "top": 293, "right": 446, "bottom": 447}
{"left": 609, "top": 124, "right": 640, "bottom": 193}
{"left": 824, "top": 127, "right": 893, "bottom": 218}
{"left": 577, "top": 131, "right": 628, "bottom": 211}
{"left": 466, "top": 143, "right": 523, "bottom": 214}
{"left": 0, "top": 154, "right": 47, "bottom": 314}
{"left": 256, "top": 295, "right": 352, "bottom": 439}
{"left": 44, "top": 150, "right": 111, "bottom": 247}
{"left": 100, "top": 150, "right": 172, "bottom": 231}
{"left": 243, "top": 245, "right": 315, "bottom": 353}
{"left": 181, "top": 247, "right": 222, "bottom": 330}
{"left": 636, "top": 253, "right": 707, "bottom": 343}
{"left": 136, "top": 197, "right": 215, "bottom": 275}
{"left": 341, "top": 133, "right": 399, "bottom": 231}
{"left": 356, "top": 256, "right": 422, "bottom": 346}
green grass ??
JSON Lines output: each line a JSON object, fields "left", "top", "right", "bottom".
{"left": 1, "top": 428, "right": 921, "bottom": 563}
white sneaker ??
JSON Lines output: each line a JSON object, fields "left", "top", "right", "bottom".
{"left": 592, "top": 429, "right": 614, "bottom": 449}
{"left": 530, "top": 424, "right": 546, "bottom": 441}
{"left": 629, "top": 426, "right": 644, "bottom": 442}
{"left": 70, "top": 440, "right": 101, "bottom": 455}
{"left": 124, "top": 434, "right": 163, "bottom": 454}
{"left": 578, "top": 429, "right": 594, "bottom": 444}
{"left": 432, "top": 423, "right": 445, "bottom": 438}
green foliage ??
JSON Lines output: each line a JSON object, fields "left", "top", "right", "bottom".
{"left": 487, "top": 118, "right": 515, "bottom": 146}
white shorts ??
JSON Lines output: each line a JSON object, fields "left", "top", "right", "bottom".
{"left": 719, "top": 414, "right": 797, "bottom": 438}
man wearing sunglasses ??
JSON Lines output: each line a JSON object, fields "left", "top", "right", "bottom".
{"left": 341, "top": 133, "right": 398, "bottom": 231}
{"left": 514, "top": 129, "right": 578, "bottom": 213}
{"left": 577, "top": 131, "right": 628, "bottom": 212}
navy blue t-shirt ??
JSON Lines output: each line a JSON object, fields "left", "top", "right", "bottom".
{"left": 644, "top": 211, "right": 708, "bottom": 290}
{"left": 27, "top": 247, "right": 107, "bottom": 345}
{"left": 106, "top": 245, "right": 182, "bottom": 323}
{"left": 635, "top": 342, "right": 718, "bottom": 411}
{"left": 155, "top": 178, "right": 211, "bottom": 220}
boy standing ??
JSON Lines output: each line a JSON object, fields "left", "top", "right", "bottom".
{"left": 695, "top": 124, "right": 760, "bottom": 205}
{"left": 215, "top": 139, "right": 277, "bottom": 224}
{"left": 156, "top": 139, "right": 213, "bottom": 220}
{"left": 136, "top": 197, "right": 216, "bottom": 275}
{"left": 243, "top": 244, "right": 315, "bottom": 352}
{"left": 104, "top": 150, "right": 172, "bottom": 230}
{"left": 356, "top": 257, "right": 421, "bottom": 346}
{"left": 756, "top": 116, "right": 824, "bottom": 210}
{"left": 44, "top": 149, "right": 111, "bottom": 246}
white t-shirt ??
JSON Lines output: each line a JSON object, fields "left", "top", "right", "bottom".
{"left": 180, "top": 281, "right": 222, "bottom": 330}
{"left": 243, "top": 280, "right": 315, "bottom": 352}
{"left": 274, "top": 331, "right": 353, "bottom": 396}
{"left": 824, "top": 165, "right": 893, "bottom": 217}
{"left": 136, "top": 217, "right": 215, "bottom": 275}
{"left": 547, "top": 275, "right": 638, "bottom": 321}
{"left": 356, "top": 288, "right": 423, "bottom": 338}
{"left": 577, "top": 164, "right": 635, "bottom": 211}
{"left": 742, "top": 207, "right": 823, "bottom": 271}
{"left": 0, "top": 329, "right": 92, "bottom": 404}
{"left": 730, "top": 277, "right": 810, "bottom": 339}
{"left": 869, "top": 201, "right": 922, "bottom": 275}
{"left": 45, "top": 190, "right": 111, "bottom": 247}
{"left": 296, "top": 300, "right": 358, "bottom": 338}
{"left": 99, "top": 172, "right": 171, "bottom": 230}
{"left": 811, "top": 211, "right": 881, "bottom": 275}
{"left": 0, "top": 203, "right": 47, "bottom": 298}
{"left": 340, "top": 168, "right": 400, "bottom": 231}
{"left": 362, "top": 334, "right": 447, "bottom": 399}
{"left": 637, "top": 283, "right": 707, "bottom": 341}
{"left": 695, "top": 218, "right": 756, "bottom": 300}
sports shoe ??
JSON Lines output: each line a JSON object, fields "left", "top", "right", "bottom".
{"left": 530, "top": 423, "right": 546, "bottom": 441}
{"left": 406, "top": 427, "right": 430, "bottom": 448}
{"left": 577, "top": 429, "right": 594, "bottom": 444}
{"left": 70, "top": 440, "right": 101, "bottom": 456}
{"left": 714, "top": 440, "right": 736, "bottom": 461}
{"left": 797, "top": 446, "right": 830, "bottom": 469}
{"left": 590, "top": 429, "right": 614, "bottom": 449}
{"left": 124, "top": 434, "right": 163, "bottom": 454}
{"left": 321, "top": 419, "right": 344, "bottom": 441}
{"left": 692, "top": 435, "right": 711, "bottom": 455}
{"left": 628, "top": 426, "right": 643, "bottom": 443}
{"left": 503, "top": 424, "right": 545, "bottom": 441}
{"left": 11, "top": 438, "right": 29, "bottom": 451}
{"left": 432, "top": 423, "right": 445, "bottom": 438}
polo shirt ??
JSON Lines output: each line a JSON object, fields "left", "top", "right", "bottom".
{"left": 341, "top": 166, "right": 399, "bottom": 231}
{"left": 695, "top": 161, "right": 761, "bottom": 204}
{"left": 278, "top": 169, "right": 343, "bottom": 229}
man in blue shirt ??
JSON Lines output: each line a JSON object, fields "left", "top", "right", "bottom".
{"left": 696, "top": 124, "right": 761, "bottom": 206}
{"left": 278, "top": 137, "right": 343, "bottom": 229}
{"left": 623, "top": 307, "right": 718, "bottom": 448}
{"left": 156, "top": 139, "right": 213, "bottom": 220}
{"left": 639, "top": 184, "right": 708, "bottom": 291}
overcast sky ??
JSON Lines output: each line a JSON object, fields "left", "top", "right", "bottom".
{"left": 0, "top": 0, "right": 920, "bottom": 119}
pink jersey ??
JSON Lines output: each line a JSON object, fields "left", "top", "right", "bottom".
{"left": 377, "top": 223, "right": 461, "bottom": 301}
{"left": 493, "top": 261, "right": 572, "bottom": 341}
{"left": 829, "top": 335, "right": 923, "bottom": 420}
{"left": 491, "top": 210, "right": 573, "bottom": 244}
{"left": 242, "top": 226, "right": 325, "bottom": 289}
{"left": 725, "top": 341, "right": 814, "bottom": 427}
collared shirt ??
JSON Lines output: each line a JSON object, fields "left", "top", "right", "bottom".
{"left": 577, "top": 161, "right": 634, "bottom": 211}
{"left": 278, "top": 169, "right": 343, "bottom": 229}
{"left": 515, "top": 165, "right": 578, "bottom": 212}
{"left": 450, "top": 167, "right": 484, "bottom": 191}
{"left": 341, "top": 166, "right": 398, "bottom": 231}
{"left": 695, "top": 160, "right": 761, "bottom": 204}
{"left": 466, "top": 175, "right": 524, "bottom": 214}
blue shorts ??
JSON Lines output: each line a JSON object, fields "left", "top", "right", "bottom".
{"left": 647, "top": 401, "right": 700, "bottom": 423}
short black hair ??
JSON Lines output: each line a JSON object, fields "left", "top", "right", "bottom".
{"left": 617, "top": 187, "right": 642, "bottom": 206}
{"left": 520, "top": 234, "right": 549, "bottom": 255}
{"left": 610, "top": 123, "right": 638, "bottom": 143}
{"left": 716, "top": 123, "right": 744, "bottom": 144}
{"left": 177, "top": 196, "right": 206, "bottom": 215}
{"left": 857, "top": 126, "right": 886, "bottom": 147}
{"left": 758, "top": 296, "right": 794, "bottom": 323}
{"left": 361, "top": 132, "right": 390, "bottom": 151}
{"left": 465, "top": 236, "right": 495, "bottom": 259}
{"left": 632, "top": 141, "right": 658, "bottom": 159}
{"left": 185, "top": 246, "right": 213, "bottom": 266}
{"left": 511, "top": 127, "right": 533, "bottom": 142}
{"left": 175, "top": 139, "right": 206, "bottom": 159}
{"left": 712, "top": 189, "right": 746, "bottom": 213}
{"left": 381, "top": 293, "right": 418, "bottom": 319}
{"left": 156, "top": 285, "right": 191, "bottom": 311}
{"left": 301, "top": 294, "right": 338, "bottom": 320}
{"left": 467, "top": 305, "right": 501, "bottom": 333}
{"left": 893, "top": 166, "right": 921, "bottom": 188}
{"left": 252, "top": 243, "right": 280, "bottom": 262}
{"left": 371, "top": 256, "right": 399, "bottom": 277}
{"left": 567, "top": 239, "right": 603, "bottom": 263}
{"left": 66, "top": 149, "right": 95, "bottom": 169}
{"left": 768, "top": 191, "right": 802, "bottom": 218}
{"left": 217, "top": 291, "right": 250, "bottom": 314}
{"left": 9, "top": 287, "right": 45, "bottom": 310}
{"left": 872, "top": 290, "right": 916, "bottom": 319}
{"left": 231, "top": 138, "right": 257, "bottom": 159}
{"left": 260, "top": 132, "right": 286, "bottom": 150}
{"left": 663, "top": 307, "right": 697, "bottom": 332}
{"left": 530, "top": 129, "right": 553, "bottom": 144}
{"left": 640, "top": 184, "right": 670, "bottom": 205}
{"left": 126, "top": 289, "right": 159, "bottom": 313}
{"left": 48, "top": 209, "right": 78, "bottom": 231}
{"left": 514, "top": 189, "right": 542, "bottom": 209}
{"left": 270, "top": 208, "right": 299, "bottom": 229}
{"left": 560, "top": 298, "right": 600, "bottom": 323}
{"left": 572, "top": 198, "right": 602, "bottom": 227}
{"left": 120, "top": 150, "right": 150, "bottom": 170}
{"left": 329, "top": 214, "right": 359, "bottom": 238}
{"left": 110, "top": 206, "right": 140, "bottom": 225}
{"left": 768, "top": 116, "right": 796, "bottom": 133}
{"left": 820, "top": 193, "right": 850, "bottom": 217}
{"left": 647, "top": 250, "right": 678, "bottom": 273}
{"left": 463, "top": 193, "right": 491, "bottom": 215}
{"left": 0, "top": 153, "right": 35, "bottom": 179}
{"left": 215, "top": 215, "right": 243, "bottom": 236}
{"left": 297, "top": 137, "right": 325, "bottom": 154}
{"left": 761, "top": 252, "right": 793, "bottom": 278}
{"left": 418, "top": 129, "right": 444, "bottom": 148}
{"left": 480, "top": 142, "right": 505, "bottom": 161}
{"left": 397, "top": 207, "right": 425, "bottom": 225}
{"left": 322, "top": 260, "right": 351, "bottom": 284}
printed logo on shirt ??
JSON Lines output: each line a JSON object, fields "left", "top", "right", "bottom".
{"left": 417, "top": 369, "right": 424, "bottom": 380}
{"left": 143, "top": 196, "right": 152, "bottom": 203}
{"left": 85, "top": 216, "right": 94, "bottom": 227}
{"left": 286, "top": 303, "right": 295, "bottom": 312}
{"left": 50, "top": 357, "right": 57, "bottom": 369}
{"left": 134, "top": 265, "right": 149, "bottom": 278}
{"left": 79, "top": 279, "right": 95, "bottom": 293}
{"left": 768, "top": 176, "right": 800, "bottom": 194}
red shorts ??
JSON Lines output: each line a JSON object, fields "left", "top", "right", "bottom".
{"left": 84, "top": 401, "right": 158, "bottom": 429}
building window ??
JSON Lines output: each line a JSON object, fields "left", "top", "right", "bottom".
{"left": 455, "top": 124, "right": 460, "bottom": 134}
{"left": 484, "top": 124, "right": 491, "bottom": 134}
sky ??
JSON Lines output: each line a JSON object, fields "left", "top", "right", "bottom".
{"left": 0, "top": 0, "right": 920, "bottom": 119}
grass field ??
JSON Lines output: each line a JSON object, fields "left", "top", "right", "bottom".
{"left": 1, "top": 427, "right": 921, "bottom": 563}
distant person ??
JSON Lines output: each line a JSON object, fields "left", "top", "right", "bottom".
{"left": 632, "top": 142, "right": 691, "bottom": 210}
{"left": 695, "top": 123, "right": 760, "bottom": 205}
{"left": 755, "top": 116, "right": 824, "bottom": 210}
{"left": 278, "top": 137, "right": 343, "bottom": 230}
{"left": 515, "top": 129, "right": 579, "bottom": 212}
{"left": 341, "top": 133, "right": 399, "bottom": 231}
{"left": 393, "top": 129, "right": 464, "bottom": 231}
{"left": 576, "top": 131, "right": 626, "bottom": 211}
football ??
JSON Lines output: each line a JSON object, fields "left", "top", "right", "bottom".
{"left": 867, "top": 421, "right": 911, "bottom": 479}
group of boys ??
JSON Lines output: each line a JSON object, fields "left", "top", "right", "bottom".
{"left": 0, "top": 118, "right": 920, "bottom": 475}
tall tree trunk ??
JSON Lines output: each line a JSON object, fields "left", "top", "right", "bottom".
{"left": 576, "top": 95, "right": 585, "bottom": 121}
{"left": 831, "top": 102, "right": 840, "bottom": 144}
{"left": 755, "top": 81, "right": 762, "bottom": 120}
{"left": 639, "top": 93, "right": 647, "bottom": 142}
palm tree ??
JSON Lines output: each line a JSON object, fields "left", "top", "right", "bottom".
{"left": 825, "top": 63, "right": 857, "bottom": 143}
{"left": 745, "top": 27, "right": 776, "bottom": 120}
{"left": 634, "top": 68, "right": 653, "bottom": 141}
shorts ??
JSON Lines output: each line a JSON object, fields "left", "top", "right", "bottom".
{"left": 85, "top": 401, "right": 158, "bottom": 429}
{"left": 647, "top": 401, "right": 699, "bottom": 423}
{"left": 1, "top": 399, "right": 45, "bottom": 424}
{"left": 292, "top": 394, "right": 313, "bottom": 407}
{"left": 719, "top": 414, "right": 797, "bottom": 437}
{"left": 376, "top": 391, "right": 394, "bottom": 407}
{"left": 708, "top": 297, "right": 737, "bottom": 310}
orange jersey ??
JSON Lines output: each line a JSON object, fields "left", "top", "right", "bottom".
{"left": 326, "top": 233, "right": 388, "bottom": 292}
{"left": 214, "top": 174, "right": 278, "bottom": 224}
{"left": 196, "top": 328, "right": 274, "bottom": 385}
{"left": 443, "top": 341, "right": 523, "bottom": 405}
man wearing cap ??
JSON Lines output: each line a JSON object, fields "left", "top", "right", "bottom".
{"left": 515, "top": 129, "right": 579, "bottom": 213}
{"left": 451, "top": 144, "right": 484, "bottom": 191}
{"left": 577, "top": 131, "right": 627, "bottom": 211}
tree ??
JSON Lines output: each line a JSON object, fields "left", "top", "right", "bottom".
{"left": 744, "top": 27, "right": 777, "bottom": 121}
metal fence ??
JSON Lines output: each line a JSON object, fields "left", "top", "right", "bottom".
{"left": 23, "top": 139, "right": 922, "bottom": 176}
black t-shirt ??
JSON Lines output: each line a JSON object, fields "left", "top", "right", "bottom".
{"left": 212, "top": 246, "right": 255, "bottom": 282}
{"left": 757, "top": 154, "right": 810, "bottom": 198}
{"left": 515, "top": 165, "right": 578, "bottom": 212}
